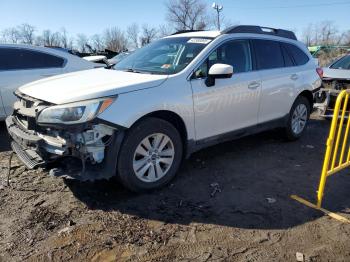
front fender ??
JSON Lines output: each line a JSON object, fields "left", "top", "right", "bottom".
{"left": 98, "top": 79, "right": 195, "bottom": 140}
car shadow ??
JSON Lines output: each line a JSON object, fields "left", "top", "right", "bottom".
{"left": 48, "top": 119, "right": 350, "bottom": 229}
{"left": 0, "top": 122, "right": 11, "bottom": 152}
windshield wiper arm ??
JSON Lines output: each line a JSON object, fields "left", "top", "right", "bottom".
{"left": 124, "top": 68, "right": 142, "bottom": 73}
{"left": 121, "top": 67, "right": 166, "bottom": 75}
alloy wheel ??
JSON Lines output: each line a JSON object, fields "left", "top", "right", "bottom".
{"left": 291, "top": 104, "right": 308, "bottom": 135}
{"left": 133, "top": 133, "right": 175, "bottom": 183}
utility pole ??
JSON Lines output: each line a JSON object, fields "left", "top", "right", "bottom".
{"left": 212, "top": 2, "right": 223, "bottom": 30}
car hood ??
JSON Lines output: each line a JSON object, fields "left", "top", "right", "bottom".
{"left": 19, "top": 68, "right": 168, "bottom": 104}
{"left": 323, "top": 67, "right": 350, "bottom": 80}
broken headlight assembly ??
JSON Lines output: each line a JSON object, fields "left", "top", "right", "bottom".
{"left": 37, "top": 97, "right": 115, "bottom": 125}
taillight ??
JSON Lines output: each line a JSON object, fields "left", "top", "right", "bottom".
{"left": 316, "top": 68, "right": 323, "bottom": 79}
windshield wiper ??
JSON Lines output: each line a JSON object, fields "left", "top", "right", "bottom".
{"left": 120, "top": 67, "right": 167, "bottom": 75}
{"left": 124, "top": 68, "right": 141, "bottom": 73}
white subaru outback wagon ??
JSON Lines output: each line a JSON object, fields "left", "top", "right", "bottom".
{"left": 6, "top": 25, "right": 322, "bottom": 192}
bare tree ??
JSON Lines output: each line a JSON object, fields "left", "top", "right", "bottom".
{"left": 36, "top": 30, "right": 61, "bottom": 46}
{"left": 140, "top": 24, "right": 158, "bottom": 46}
{"left": 158, "top": 24, "right": 173, "bottom": 37}
{"left": 166, "top": 0, "right": 207, "bottom": 31}
{"left": 1, "top": 24, "right": 36, "bottom": 45}
{"left": 302, "top": 23, "right": 314, "bottom": 46}
{"left": 342, "top": 30, "right": 350, "bottom": 45}
{"left": 58, "top": 27, "right": 74, "bottom": 50}
{"left": 2, "top": 27, "right": 20, "bottom": 43}
{"left": 59, "top": 28, "right": 70, "bottom": 48}
{"left": 76, "top": 34, "right": 89, "bottom": 52}
{"left": 17, "top": 23, "right": 36, "bottom": 44}
{"left": 127, "top": 23, "right": 140, "bottom": 49}
{"left": 104, "top": 27, "right": 128, "bottom": 52}
{"left": 90, "top": 34, "right": 105, "bottom": 51}
{"left": 301, "top": 21, "right": 344, "bottom": 46}
{"left": 318, "top": 21, "right": 338, "bottom": 45}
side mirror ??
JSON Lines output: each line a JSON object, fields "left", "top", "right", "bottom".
{"left": 205, "top": 63, "right": 233, "bottom": 87}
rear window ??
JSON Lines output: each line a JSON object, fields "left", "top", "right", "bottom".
{"left": 283, "top": 43, "right": 309, "bottom": 66}
{"left": 330, "top": 55, "right": 350, "bottom": 70}
{"left": 0, "top": 48, "right": 65, "bottom": 70}
{"left": 253, "top": 39, "right": 284, "bottom": 70}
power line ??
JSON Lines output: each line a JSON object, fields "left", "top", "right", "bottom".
{"left": 225, "top": 1, "right": 350, "bottom": 10}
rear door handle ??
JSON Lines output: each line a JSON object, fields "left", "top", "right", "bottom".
{"left": 291, "top": 74, "right": 299, "bottom": 81}
{"left": 248, "top": 81, "right": 260, "bottom": 90}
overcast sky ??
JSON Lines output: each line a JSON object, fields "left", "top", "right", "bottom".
{"left": 0, "top": 0, "right": 349, "bottom": 37}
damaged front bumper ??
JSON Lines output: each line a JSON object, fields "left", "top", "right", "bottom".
{"left": 314, "top": 78, "right": 350, "bottom": 118}
{"left": 6, "top": 94, "right": 125, "bottom": 181}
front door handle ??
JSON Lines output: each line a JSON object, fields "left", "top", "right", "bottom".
{"left": 291, "top": 74, "right": 299, "bottom": 81}
{"left": 248, "top": 81, "right": 260, "bottom": 90}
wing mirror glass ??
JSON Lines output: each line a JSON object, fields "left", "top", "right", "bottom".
{"left": 205, "top": 63, "right": 233, "bottom": 87}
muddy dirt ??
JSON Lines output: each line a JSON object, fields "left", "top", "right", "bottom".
{"left": 1, "top": 116, "right": 350, "bottom": 262}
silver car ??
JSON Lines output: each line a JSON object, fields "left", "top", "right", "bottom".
{"left": 0, "top": 44, "right": 101, "bottom": 121}
{"left": 6, "top": 25, "right": 322, "bottom": 192}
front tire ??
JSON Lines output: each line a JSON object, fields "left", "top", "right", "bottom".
{"left": 117, "top": 117, "right": 183, "bottom": 192}
{"left": 284, "top": 96, "right": 310, "bottom": 141}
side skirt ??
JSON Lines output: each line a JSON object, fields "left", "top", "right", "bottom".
{"left": 186, "top": 115, "right": 289, "bottom": 158}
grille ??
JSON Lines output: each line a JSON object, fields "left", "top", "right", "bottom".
{"left": 14, "top": 92, "right": 52, "bottom": 131}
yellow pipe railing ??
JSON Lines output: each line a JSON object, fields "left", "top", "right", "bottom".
{"left": 317, "top": 90, "right": 350, "bottom": 208}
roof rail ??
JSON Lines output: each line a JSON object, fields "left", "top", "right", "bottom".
{"left": 171, "top": 30, "right": 205, "bottom": 35}
{"left": 221, "top": 25, "right": 297, "bottom": 40}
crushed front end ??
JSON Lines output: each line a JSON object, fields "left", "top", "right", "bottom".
{"left": 6, "top": 92, "right": 123, "bottom": 181}
{"left": 314, "top": 78, "right": 350, "bottom": 118}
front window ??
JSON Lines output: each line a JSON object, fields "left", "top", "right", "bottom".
{"left": 114, "top": 37, "right": 212, "bottom": 75}
{"left": 194, "top": 40, "right": 252, "bottom": 78}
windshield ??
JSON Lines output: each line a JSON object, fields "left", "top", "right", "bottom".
{"left": 111, "top": 52, "right": 131, "bottom": 64}
{"left": 114, "top": 37, "right": 212, "bottom": 75}
{"left": 330, "top": 55, "right": 350, "bottom": 70}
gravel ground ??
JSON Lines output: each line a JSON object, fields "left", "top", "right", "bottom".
{"left": 1, "top": 116, "right": 350, "bottom": 262}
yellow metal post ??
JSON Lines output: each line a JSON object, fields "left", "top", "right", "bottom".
{"left": 339, "top": 100, "right": 350, "bottom": 164}
{"left": 331, "top": 94, "right": 348, "bottom": 169}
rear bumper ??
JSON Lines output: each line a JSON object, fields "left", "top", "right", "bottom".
{"left": 313, "top": 88, "right": 340, "bottom": 118}
{"left": 314, "top": 79, "right": 350, "bottom": 118}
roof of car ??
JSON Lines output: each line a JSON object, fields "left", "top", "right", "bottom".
{"left": 0, "top": 43, "right": 75, "bottom": 57}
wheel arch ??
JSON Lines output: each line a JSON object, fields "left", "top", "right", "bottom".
{"left": 130, "top": 110, "right": 189, "bottom": 155}
{"left": 297, "top": 90, "right": 314, "bottom": 109}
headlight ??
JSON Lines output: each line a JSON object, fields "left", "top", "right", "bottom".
{"left": 37, "top": 97, "right": 115, "bottom": 124}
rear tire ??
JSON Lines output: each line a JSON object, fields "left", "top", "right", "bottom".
{"left": 117, "top": 117, "right": 183, "bottom": 192}
{"left": 284, "top": 96, "right": 311, "bottom": 141}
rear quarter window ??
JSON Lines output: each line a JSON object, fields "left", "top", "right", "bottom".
{"left": 284, "top": 43, "right": 310, "bottom": 66}
{"left": 0, "top": 48, "right": 65, "bottom": 70}
{"left": 253, "top": 39, "right": 284, "bottom": 70}
{"left": 281, "top": 44, "right": 294, "bottom": 67}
